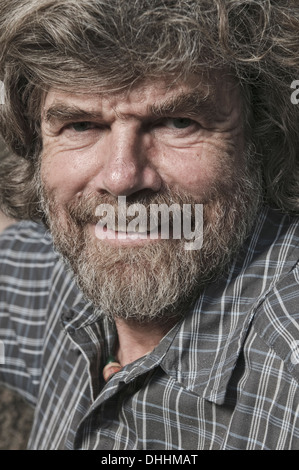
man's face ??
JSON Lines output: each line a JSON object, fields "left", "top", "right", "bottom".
{"left": 40, "top": 73, "right": 261, "bottom": 323}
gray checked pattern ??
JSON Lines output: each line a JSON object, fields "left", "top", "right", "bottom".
{"left": 0, "top": 206, "right": 299, "bottom": 449}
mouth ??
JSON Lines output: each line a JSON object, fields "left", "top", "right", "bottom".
{"left": 93, "top": 224, "right": 161, "bottom": 245}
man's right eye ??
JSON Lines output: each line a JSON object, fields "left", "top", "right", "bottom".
{"left": 68, "top": 122, "right": 96, "bottom": 132}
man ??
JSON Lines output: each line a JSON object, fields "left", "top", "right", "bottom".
{"left": 0, "top": 0, "right": 298, "bottom": 450}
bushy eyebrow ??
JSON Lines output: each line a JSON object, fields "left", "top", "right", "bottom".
{"left": 148, "top": 90, "right": 217, "bottom": 121}
{"left": 42, "top": 90, "right": 218, "bottom": 126}
{"left": 43, "top": 105, "right": 104, "bottom": 125}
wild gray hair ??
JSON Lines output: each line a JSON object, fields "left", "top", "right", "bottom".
{"left": 0, "top": 0, "right": 299, "bottom": 219}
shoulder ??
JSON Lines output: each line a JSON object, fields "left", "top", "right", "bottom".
{"left": 0, "top": 220, "right": 57, "bottom": 280}
{"left": 235, "top": 207, "right": 299, "bottom": 295}
{"left": 244, "top": 208, "right": 299, "bottom": 379}
{"left": 0, "top": 219, "right": 54, "bottom": 252}
{"left": 253, "top": 208, "right": 299, "bottom": 264}
{"left": 253, "top": 262, "right": 299, "bottom": 383}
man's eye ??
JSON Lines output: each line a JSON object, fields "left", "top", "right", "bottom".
{"left": 164, "top": 118, "right": 194, "bottom": 129}
{"left": 69, "top": 122, "right": 95, "bottom": 132}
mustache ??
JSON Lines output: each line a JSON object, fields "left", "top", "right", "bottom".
{"left": 65, "top": 189, "right": 201, "bottom": 230}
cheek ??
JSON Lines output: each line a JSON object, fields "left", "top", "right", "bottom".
{"left": 40, "top": 147, "right": 94, "bottom": 203}
{"left": 158, "top": 141, "right": 233, "bottom": 198}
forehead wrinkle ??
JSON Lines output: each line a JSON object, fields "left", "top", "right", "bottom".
{"left": 42, "top": 85, "right": 222, "bottom": 125}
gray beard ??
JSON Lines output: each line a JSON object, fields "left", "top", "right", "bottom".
{"left": 39, "top": 152, "right": 262, "bottom": 325}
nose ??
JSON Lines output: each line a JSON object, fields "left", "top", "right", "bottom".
{"left": 92, "top": 124, "right": 162, "bottom": 197}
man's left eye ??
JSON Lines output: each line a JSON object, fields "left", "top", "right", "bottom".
{"left": 165, "top": 118, "right": 193, "bottom": 129}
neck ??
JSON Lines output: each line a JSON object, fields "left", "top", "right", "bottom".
{"left": 115, "top": 317, "right": 177, "bottom": 367}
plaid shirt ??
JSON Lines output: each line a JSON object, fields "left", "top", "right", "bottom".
{"left": 0, "top": 206, "right": 299, "bottom": 450}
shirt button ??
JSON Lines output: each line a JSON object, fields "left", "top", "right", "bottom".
{"left": 61, "top": 310, "right": 75, "bottom": 322}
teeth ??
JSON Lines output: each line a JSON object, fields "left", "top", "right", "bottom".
{"left": 97, "top": 221, "right": 150, "bottom": 234}
{"left": 97, "top": 223, "right": 148, "bottom": 232}
{"left": 95, "top": 224, "right": 150, "bottom": 240}
{"left": 118, "top": 231, "right": 148, "bottom": 240}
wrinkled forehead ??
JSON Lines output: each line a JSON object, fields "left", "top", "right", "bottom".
{"left": 41, "top": 70, "right": 241, "bottom": 120}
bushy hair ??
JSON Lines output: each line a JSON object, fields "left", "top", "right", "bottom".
{"left": 0, "top": 0, "right": 299, "bottom": 219}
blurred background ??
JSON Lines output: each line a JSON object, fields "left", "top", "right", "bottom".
{"left": 0, "top": 386, "right": 34, "bottom": 450}
{"left": 0, "top": 138, "right": 34, "bottom": 449}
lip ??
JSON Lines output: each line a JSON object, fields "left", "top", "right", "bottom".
{"left": 93, "top": 224, "right": 161, "bottom": 245}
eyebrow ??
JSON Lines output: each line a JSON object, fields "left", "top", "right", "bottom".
{"left": 43, "top": 89, "right": 218, "bottom": 126}
{"left": 43, "top": 105, "right": 104, "bottom": 125}
{"left": 149, "top": 90, "right": 218, "bottom": 121}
